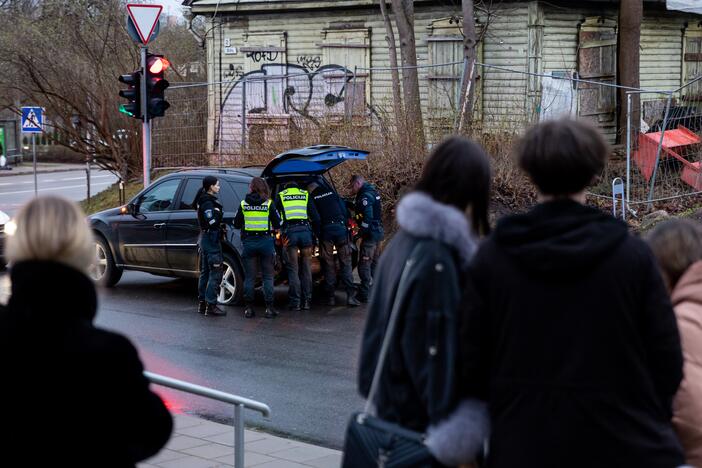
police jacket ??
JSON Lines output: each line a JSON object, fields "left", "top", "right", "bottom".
{"left": 274, "top": 187, "right": 320, "bottom": 229}
{"left": 196, "top": 193, "right": 223, "bottom": 232}
{"left": 354, "top": 183, "right": 383, "bottom": 240}
{"left": 309, "top": 185, "right": 348, "bottom": 234}
{"left": 233, "top": 192, "right": 282, "bottom": 238}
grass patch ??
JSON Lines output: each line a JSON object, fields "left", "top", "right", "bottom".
{"left": 81, "top": 180, "right": 143, "bottom": 215}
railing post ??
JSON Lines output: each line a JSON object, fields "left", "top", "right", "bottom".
{"left": 234, "top": 403, "right": 245, "bottom": 468}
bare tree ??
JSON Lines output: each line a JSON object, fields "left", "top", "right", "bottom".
{"left": 457, "top": 0, "right": 478, "bottom": 134}
{"left": 0, "top": 0, "right": 204, "bottom": 179}
{"left": 378, "top": 0, "right": 405, "bottom": 137}
{"left": 617, "top": 0, "right": 642, "bottom": 144}
{"left": 390, "top": 0, "right": 425, "bottom": 152}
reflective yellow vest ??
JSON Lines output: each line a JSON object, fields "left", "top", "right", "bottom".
{"left": 241, "top": 199, "right": 271, "bottom": 232}
{"left": 278, "top": 188, "right": 309, "bottom": 221}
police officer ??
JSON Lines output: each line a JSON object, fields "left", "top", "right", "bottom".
{"left": 275, "top": 182, "right": 319, "bottom": 311}
{"left": 195, "top": 176, "right": 227, "bottom": 317}
{"left": 348, "top": 174, "right": 384, "bottom": 302}
{"left": 234, "top": 177, "right": 281, "bottom": 319}
{"left": 307, "top": 181, "right": 360, "bottom": 307}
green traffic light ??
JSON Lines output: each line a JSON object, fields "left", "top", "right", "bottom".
{"left": 119, "top": 104, "right": 135, "bottom": 117}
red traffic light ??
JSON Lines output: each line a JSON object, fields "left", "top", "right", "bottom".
{"left": 148, "top": 57, "right": 170, "bottom": 74}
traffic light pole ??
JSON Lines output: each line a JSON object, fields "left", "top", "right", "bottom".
{"left": 141, "top": 45, "right": 151, "bottom": 187}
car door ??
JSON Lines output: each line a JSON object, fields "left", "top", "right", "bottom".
{"left": 119, "top": 177, "right": 182, "bottom": 270}
{"left": 165, "top": 177, "right": 202, "bottom": 274}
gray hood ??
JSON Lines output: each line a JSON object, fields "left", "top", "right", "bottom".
{"left": 396, "top": 191, "right": 478, "bottom": 268}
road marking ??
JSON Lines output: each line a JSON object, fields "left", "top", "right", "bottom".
{"left": 0, "top": 182, "right": 113, "bottom": 196}
{"left": 58, "top": 174, "right": 115, "bottom": 182}
{"left": 0, "top": 173, "right": 114, "bottom": 186}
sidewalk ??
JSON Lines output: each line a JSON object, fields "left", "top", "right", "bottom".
{"left": 139, "top": 413, "right": 342, "bottom": 468}
{"left": 0, "top": 162, "right": 88, "bottom": 177}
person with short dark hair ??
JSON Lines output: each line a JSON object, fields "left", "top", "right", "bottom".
{"left": 194, "top": 176, "right": 227, "bottom": 317}
{"left": 275, "top": 181, "right": 320, "bottom": 311}
{"left": 348, "top": 174, "right": 384, "bottom": 302}
{"left": 358, "top": 137, "right": 491, "bottom": 463}
{"left": 647, "top": 218, "right": 702, "bottom": 467}
{"left": 461, "top": 119, "right": 685, "bottom": 468}
{"left": 307, "top": 180, "right": 360, "bottom": 307}
{"left": 234, "top": 177, "right": 282, "bottom": 319}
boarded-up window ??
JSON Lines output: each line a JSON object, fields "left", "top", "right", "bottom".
{"left": 240, "top": 32, "right": 287, "bottom": 114}
{"left": 321, "top": 28, "right": 370, "bottom": 117}
{"left": 683, "top": 25, "right": 702, "bottom": 99}
{"left": 427, "top": 17, "right": 483, "bottom": 134}
{"left": 577, "top": 17, "right": 617, "bottom": 131}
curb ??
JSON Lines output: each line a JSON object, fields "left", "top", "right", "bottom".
{"left": 0, "top": 166, "right": 92, "bottom": 178}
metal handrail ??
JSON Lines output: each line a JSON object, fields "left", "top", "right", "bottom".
{"left": 144, "top": 371, "right": 271, "bottom": 468}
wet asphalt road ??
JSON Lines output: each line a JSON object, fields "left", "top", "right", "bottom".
{"left": 92, "top": 271, "right": 366, "bottom": 449}
{"left": 0, "top": 169, "right": 117, "bottom": 215}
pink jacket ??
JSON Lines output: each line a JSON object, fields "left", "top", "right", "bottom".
{"left": 672, "top": 260, "right": 702, "bottom": 467}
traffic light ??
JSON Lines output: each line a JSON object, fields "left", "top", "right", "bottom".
{"left": 145, "top": 53, "right": 170, "bottom": 119}
{"left": 118, "top": 70, "right": 141, "bottom": 119}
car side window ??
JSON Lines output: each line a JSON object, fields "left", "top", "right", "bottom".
{"left": 218, "top": 181, "right": 238, "bottom": 212}
{"left": 228, "top": 181, "right": 250, "bottom": 201}
{"left": 138, "top": 179, "right": 181, "bottom": 213}
{"left": 179, "top": 178, "right": 203, "bottom": 210}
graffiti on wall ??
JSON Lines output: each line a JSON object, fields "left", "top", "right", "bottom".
{"left": 245, "top": 51, "right": 280, "bottom": 63}
{"left": 218, "top": 62, "right": 363, "bottom": 150}
{"left": 296, "top": 55, "right": 322, "bottom": 72}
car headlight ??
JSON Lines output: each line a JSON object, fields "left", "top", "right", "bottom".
{"left": 4, "top": 220, "right": 17, "bottom": 236}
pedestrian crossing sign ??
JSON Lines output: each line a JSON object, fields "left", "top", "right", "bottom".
{"left": 21, "top": 106, "right": 43, "bottom": 133}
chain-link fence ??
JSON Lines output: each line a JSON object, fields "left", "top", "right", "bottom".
{"left": 152, "top": 61, "right": 702, "bottom": 216}
{"left": 625, "top": 82, "right": 702, "bottom": 211}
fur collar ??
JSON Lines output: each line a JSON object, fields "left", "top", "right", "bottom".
{"left": 396, "top": 191, "right": 477, "bottom": 268}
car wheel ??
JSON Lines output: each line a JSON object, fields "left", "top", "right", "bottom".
{"left": 91, "top": 236, "right": 123, "bottom": 287}
{"left": 218, "top": 252, "right": 243, "bottom": 306}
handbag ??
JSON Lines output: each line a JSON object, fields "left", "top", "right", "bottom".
{"left": 342, "top": 246, "right": 438, "bottom": 468}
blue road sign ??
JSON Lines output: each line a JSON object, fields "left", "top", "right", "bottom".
{"left": 21, "top": 107, "right": 44, "bottom": 133}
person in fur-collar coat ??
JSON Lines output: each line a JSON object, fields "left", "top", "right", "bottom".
{"left": 357, "top": 137, "right": 491, "bottom": 449}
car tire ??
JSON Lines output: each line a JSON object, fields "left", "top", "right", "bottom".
{"left": 218, "top": 252, "right": 243, "bottom": 306}
{"left": 91, "top": 236, "right": 123, "bottom": 287}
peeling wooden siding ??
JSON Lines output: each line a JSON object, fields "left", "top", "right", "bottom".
{"left": 479, "top": 4, "right": 529, "bottom": 129}
{"left": 542, "top": 8, "right": 582, "bottom": 74}
{"left": 640, "top": 17, "right": 684, "bottom": 91}
{"left": 206, "top": 2, "right": 531, "bottom": 143}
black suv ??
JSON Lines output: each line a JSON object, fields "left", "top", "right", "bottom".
{"left": 89, "top": 145, "right": 368, "bottom": 305}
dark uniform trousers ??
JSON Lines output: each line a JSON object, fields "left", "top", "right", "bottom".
{"left": 283, "top": 224, "right": 314, "bottom": 306}
{"left": 198, "top": 230, "right": 223, "bottom": 304}
{"left": 319, "top": 223, "right": 355, "bottom": 297}
{"left": 242, "top": 235, "right": 276, "bottom": 305}
{"left": 357, "top": 238, "right": 381, "bottom": 301}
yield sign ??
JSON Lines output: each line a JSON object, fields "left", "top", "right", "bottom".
{"left": 127, "top": 3, "right": 162, "bottom": 45}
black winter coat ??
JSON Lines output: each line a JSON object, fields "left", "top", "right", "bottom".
{"left": 462, "top": 200, "right": 685, "bottom": 468}
{"left": 0, "top": 261, "right": 173, "bottom": 467}
{"left": 358, "top": 192, "right": 478, "bottom": 432}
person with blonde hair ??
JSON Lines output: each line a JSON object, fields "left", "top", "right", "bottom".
{"left": 0, "top": 196, "right": 173, "bottom": 467}
{"left": 647, "top": 218, "right": 702, "bottom": 467}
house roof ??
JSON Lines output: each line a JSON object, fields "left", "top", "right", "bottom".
{"left": 183, "top": 0, "right": 677, "bottom": 15}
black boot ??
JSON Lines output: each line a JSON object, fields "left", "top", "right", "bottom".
{"left": 346, "top": 292, "right": 361, "bottom": 307}
{"left": 326, "top": 295, "right": 336, "bottom": 306}
{"left": 301, "top": 298, "right": 311, "bottom": 310}
{"left": 264, "top": 303, "right": 278, "bottom": 319}
{"left": 198, "top": 301, "right": 207, "bottom": 314}
{"left": 244, "top": 305, "right": 255, "bottom": 318}
{"left": 205, "top": 303, "right": 227, "bottom": 317}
